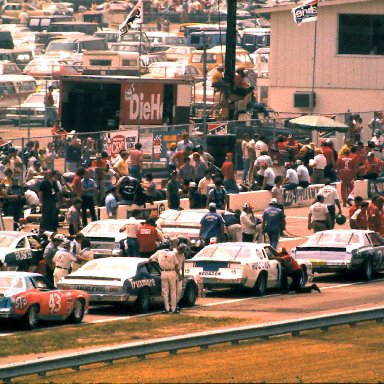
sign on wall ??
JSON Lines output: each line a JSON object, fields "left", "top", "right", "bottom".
{"left": 104, "top": 130, "right": 138, "bottom": 160}
{"left": 283, "top": 184, "right": 323, "bottom": 207}
{"left": 367, "top": 178, "right": 384, "bottom": 198}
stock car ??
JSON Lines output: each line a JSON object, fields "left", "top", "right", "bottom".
{"left": 58, "top": 257, "right": 200, "bottom": 313}
{"left": 0, "top": 232, "right": 44, "bottom": 270}
{"left": 292, "top": 230, "right": 384, "bottom": 280}
{"left": 184, "top": 242, "right": 313, "bottom": 295}
{"left": 0, "top": 272, "right": 89, "bottom": 329}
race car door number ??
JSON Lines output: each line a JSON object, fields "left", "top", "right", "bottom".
{"left": 49, "top": 292, "right": 62, "bottom": 313}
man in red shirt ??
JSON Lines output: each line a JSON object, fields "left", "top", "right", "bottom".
{"left": 336, "top": 149, "right": 356, "bottom": 207}
{"left": 349, "top": 195, "right": 363, "bottom": 225}
{"left": 172, "top": 147, "right": 192, "bottom": 170}
{"left": 364, "top": 152, "right": 384, "bottom": 179}
{"left": 367, "top": 195, "right": 383, "bottom": 234}
{"left": 321, "top": 141, "right": 336, "bottom": 181}
{"left": 128, "top": 143, "right": 143, "bottom": 181}
{"left": 350, "top": 201, "right": 368, "bottom": 230}
{"left": 221, "top": 153, "right": 239, "bottom": 193}
{"left": 137, "top": 217, "right": 162, "bottom": 258}
{"left": 71, "top": 167, "right": 85, "bottom": 197}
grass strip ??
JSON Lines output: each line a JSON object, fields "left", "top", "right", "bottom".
{"left": 0, "top": 315, "right": 249, "bottom": 359}
{"left": 16, "top": 322, "right": 384, "bottom": 383}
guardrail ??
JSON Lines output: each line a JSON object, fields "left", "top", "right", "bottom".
{"left": 1, "top": 306, "right": 383, "bottom": 383}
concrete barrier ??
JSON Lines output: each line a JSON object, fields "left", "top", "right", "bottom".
{"left": 353, "top": 179, "right": 368, "bottom": 199}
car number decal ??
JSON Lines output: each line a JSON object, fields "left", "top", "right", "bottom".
{"left": 15, "top": 249, "right": 32, "bottom": 261}
{"left": 252, "top": 261, "right": 270, "bottom": 270}
{"left": 15, "top": 296, "right": 28, "bottom": 311}
{"left": 49, "top": 292, "right": 62, "bottom": 313}
{"left": 199, "top": 271, "right": 221, "bottom": 276}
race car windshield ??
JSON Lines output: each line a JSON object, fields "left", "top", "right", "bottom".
{"left": 0, "top": 236, "right": 16, "bottom": 247}
{"left": 194, "top": 245, "right": 245, "bottom": 260}
{"left": 80, "top": 259, "right": 137, "bottom": 275}
{"left": 306, "top": 232, "right": 360, "bottom": 246}
{"left": 0, "top": 276, "right": 24, "bottom": 289}
{"left": 82, "top": 222, "right": 122, "bottom": 235}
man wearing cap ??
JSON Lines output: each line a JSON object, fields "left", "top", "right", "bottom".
{"left": 295, "top": 160, "right": 310, "bottom": 188}
{"left": 311, "top": 148, "right": 326, "bottom": 184}
{"left": 262, "top": 199, "right": 285, "bottom": 249}
{"left": 317, "top": 180, "right": 342, "bottom": 228}
{"left": 188, "top": 181, "right": 203, "bottom": 209}
{"left": 53, "top": 239, "right": 73, "bottom": 287}
{"left": 364, "top": 152, "right": 384, "bottom": 179}
{"left": 308, "top": 195, "right": 332, "bottom": 233}
{"left": 200, "top": 203, "right": 225, "bottom": 245}
{"left": 240, "top": 203, "right": 261, "bottom": 242}
{"left": 299, "top": 138, "right": 315, "bottom": 169}
{"left": 166, "top": 142, "right": 177, "bottom": 175}
{"left": 283, "top": 162, "right": 299, "bottom": 190}
{"left": 211, "top": 64, "right": 230, "bottom": 98}
{"left": 43, "top": 234, "right": 64, "bottom": 284}
{"left": 221, "top": 153, "right": 239, "bottom": 194}
{"left": 119, "top": 209, "right": 141, "bottom": 257}
{"left": 137, "top": 217, "right": 162, "bottom": 258}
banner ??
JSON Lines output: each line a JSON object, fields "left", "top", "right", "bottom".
{"left": 291, "top": 0, "right": 318, "bottom": 25}
{"left": 283, "top": 184, "right": 323, "bottom": 207}
{"left": 150, "top": 128, "right": 185, "bottom": 162}
{"left": 104, "top": 130, "right": 138, "bottom": 161}
{"left": 119, "top": 0, "right": 143, "bottom": 39}
{"left": 367, "top": 178, "right": 384, "bottom": 198}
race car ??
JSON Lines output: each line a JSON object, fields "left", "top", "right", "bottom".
{"left": 184, "top": 242, "right": 313, "bottom": 295}
{"left": 58, "top": 257, "right": 200, "bottom": 313}
{"left": 0, "top": 232, "right": 44, "bottom": 270}
{"left": 292, "top": 229, "right": 384, "bottom": 280}
{"left": 0, "top": 272, "right": 89, "bottom": 329}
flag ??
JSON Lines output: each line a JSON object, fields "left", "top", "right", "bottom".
{"left": 119, "top": 0, "right": 143, "bottom": 39}
{"left": 291, "top": 0, "right": 318, "bottom": 25}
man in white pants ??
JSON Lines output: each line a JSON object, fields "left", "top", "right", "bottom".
{"left": 148, "top": 244, "right": 180, "bottom": 314}
{"left": 53, "top": 239, "right": 73, "bottom": 287}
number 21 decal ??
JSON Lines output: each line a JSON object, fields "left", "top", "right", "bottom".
{"left": 49, "top": 292, "right": 61, "bottom": 313}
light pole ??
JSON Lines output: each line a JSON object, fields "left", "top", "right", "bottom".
{"left": 202, "top": 32, "right": 207, "bottom": 135}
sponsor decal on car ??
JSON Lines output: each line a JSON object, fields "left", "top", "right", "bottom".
{"left": 76, "top": 286, "right": 106, "bottom": 293}
{"left": 15, "top": 296, "right": 28, "bottom": 311}
{"left": 199, "top": 271, "right": 221, "bottom": 276}
{"left": 128, "top": 278, "right": 156, "bottom": 289}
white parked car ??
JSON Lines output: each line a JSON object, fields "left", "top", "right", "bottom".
{"left": 184, "top": 242, "right": 313, "bottom": 295}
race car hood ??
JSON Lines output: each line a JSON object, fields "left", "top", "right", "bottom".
{"left": 64, "top": 269, "right": 135, "bottom": 281}
{"left": 161, "top": 227, "right": 200, "bottom": 240}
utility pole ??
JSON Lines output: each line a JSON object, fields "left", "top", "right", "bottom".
{"left": 202, "top": 32, "right": 207, "bottom": 135}
{"left": 225, "top": 0, "right": 237, "bottom": 121}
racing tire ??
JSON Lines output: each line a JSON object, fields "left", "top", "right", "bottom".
{"left": 134, "top": 288, "right": 151, "bottom": 313}
{"left": 300, "top": 266, "right": 308, "bottom": 287}
{"left": 180, "top": 282, "right": 197, "bottom": 307}
{"left": 68, "top": 299, "right": 85, "bottom": 324}
{"left": 253, "top": 273, "right": 267, "bottom": 296}
{"left": 21, "top": 305, "right": 39, "bottom": 330}
{"left": 361, "top": 259, "right": 373, "bottom": 281}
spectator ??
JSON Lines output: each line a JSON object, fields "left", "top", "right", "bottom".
{"left": 39, "top": 170, "right": 59, "bottom": 232}
{"left": 188, "top": 181, "right": 203, "bottom": 208}
{"left": 66, "top": 197, "right": 82, "bottom": 235}
{"left": 207, "top": 178, "right": 227, "bottom": 209}
{"left": 198, "top": 170, "right": 213, "bottom": 208}
{"left": 271, "top": 175, "right": 284, "bottom": 207}
{"left": 25, "top": 161, "right": 41, "bottom": 182}
{"left": 253, "top": 150, "right": 273, "bottom": 187}
{"left": 177, "top": 133, "right": 194, "bottom": 152}
{"left": 254, "top": 135, "right": 269, "bottom": 159}
{"left": 167, "top": 170, "right": 181, "bottom": 210}
{"left": 241, "top": 133, "right": 252, "bottom": 184}
{"left": 166, "top": 142, "right": 177, "bottom": 174}
{"left": 38, "top": 147, "right": 47, "bottom": 169}
{"left": 81, "top": 169, "right": 97, "bottom": 227}
{"left": 128, "top": 142, "right": 143, "bottom": 181}
{"left": 45, "top": 142, "right": 57, "bottom": 170}
{"left": 172, "top": 147, "right": 192, "bottom": 170}
{"left": 193, "top": 152, "right": 208, "bottom": 184}
{"left": 20, "top": 141, "right": 35, "bottom": 169}
{"left": 232, "top": 68, "right": 254, "bottom": 97}
{"left": 352, "top": 116, "right": 364, "bottom": 143}
{"left": 24, "top": 186, "right": 39, "bottom": 213}
{"left": 179, "top": 156, "right": 195, "bottom": 187}
{"left": 308, "top": 195, "right": 332, "bottom": 233}
{"left": 44, "top": 86, "right": 58, "bottom": 126}
{"left": 299, "top": 138, "right": 315, "bottom": 169}
{"left": 8, "top": 148, "right": 23, "bottom": 183}
{"left": 321, "top": 141, "right": 336, "bottom": 182}
{"left": 317, "top": 179, "right": 342, "bottom": 228}
{"left": 368, "top": 111, "right": 383, "bottom": 132}
{"left": 199, "top": 202, "right": 225, "bottom": 244}
{"left": 137, "top": 217, "right": 162, "bottom": 257}
{"left": 295, "top": 160, "right": 310, "bottom": 188}
{"left": 311, "top": 148, "right": 326, "bottom": 184}
{"left": 71, "top": 167, "right": 85, "bottom": 197}
{"left": 143, "top": 173, "right": 160, "bottom": 203}
{"left": 262, "top": 198, "right": 285, "bottom": 249}
{"left": 113, "top": 150, "right": 129, "bottom": 177}
{"left": 105, "top": 187, "right": 118, "bottom": 219}
{"left": 119, "top": 210, "right": 141, "bottom": 257}
{"left": 211, "top": 64, "right": 230, "bottom": 98}
{"left": 82, "top": 137, "right": 96, "bottom": 166}
{"left": 221, "top": 153, "right": 239, "bottom": 193}
{"left": 102, "top": 151, "right": 118, "bottom": 194}
{"left": 261, "top": 162, "right": 275, "bottom": 191}
{"left": 4, "top": 177, "right": 24, "bottom": 230}
{"left": 66, "top": 137, "right": 82, "bottom": 173}
{"left": 285, "top": 135, "right": 300, "bottom": 162}
{"left": 370, "top": 129, "right": 384, "bottom": 159}
{"left": 283, "top": 162, "right": 299, "bottom": 190}
{"left": 195, "top": 145, "right": 214, "bottom": 165}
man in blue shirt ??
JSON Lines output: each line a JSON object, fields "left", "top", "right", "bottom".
{"left": 262, "top": 198, "right": 285, "bottom": 249}
{"left": 81, "top": 169, "right": 97, "bottom": 227}
{"left": 207, "top": 179, "right": 228, "bottom": 209}
{"left": 199, "top": 203, "right": 225, "bottom": 245}
{"left": 105, "top": 186, "right": 118, "bottom": 219}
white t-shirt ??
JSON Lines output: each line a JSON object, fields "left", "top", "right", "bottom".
{"left": 318, "top": 185, "right": 339, "bottom": 206}
{"left": 296, "top": 165, "right": 310, "bottom": 182}
{"left": 313, "top": 154, "right": 327, "bottom": 169}
{"left": 286, "top": 169, "right": 299, "bottom": 184}
{"left": 309, "top": 202, "right": 329, "bottom": 221}
{"left": 255, "top": 155, "right": 273, "bottom": 175}
{"left": 255, "top": 140, "right": 268, "bottom": 157}
{"left": 25, "top": 189, "right": 39, "bottom": 207}
{"left": 264, "top": 167, "right": 275, "bottom": 186}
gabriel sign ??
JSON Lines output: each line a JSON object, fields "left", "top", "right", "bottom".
{"left": 120, "top": 82, "right": 164, "bottom": 125}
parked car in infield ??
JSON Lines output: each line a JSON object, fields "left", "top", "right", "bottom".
{"left": 0, "top": 232, "right": 44, "bottom": 271}
{"left": 184, "top": 242, "right": 313, "bottom": 295}
{"left": 58, "top": 257, "right": 200, "bottom": 313}
{"left": 292, "top": 230, "right": 384, "bottom": 280}
{"left": 0, "top": 272, "right": 89, "bottom": 329}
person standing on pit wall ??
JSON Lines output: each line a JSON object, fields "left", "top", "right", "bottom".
{"left": 167, "top": 170, "right": 181, "bottom": 210}
{"left": 308, "top": 195, "right": 332, "bottom": 233}
{"left": 128, "top": 143, "right": 143, "bottom": 181}
{"left": 52, "top": 239, "right": 72, "bottom": 287}
{"left": 119, "top": 210, "right": 141, "bottom": 257}
{"left": 311, "top": 148, "right": 326, "bottom": 184}
{"left": 272, "top": 248, "right": 321, "bottom": 294}
{"left": 66, "top": 137, "right": 82, "bottom": 173}
{"left": 262, "top": 198, "right": 285, "bottom": 249}
{"left": 39, "top": 169, "right": 59, "bottom": 232}
{"left": 337, "top": 148, "right": 357, "bottom": 207}
{"left": 241, "top": 133, "right": 252, "bottom": 184}
{"left": 317, "top": 180, "right": 342, "bottom": 228}
{"left": 207, "top": 178, "right": 228, "bottom": 210}
{"left": 221, "top": 153, "right": 239, "bottom": 194}
{"left": 199, "top": 203, "right": 225, "bottom": 245}
{"left": 147, "top": 243, "right": 181, "bottom": 314}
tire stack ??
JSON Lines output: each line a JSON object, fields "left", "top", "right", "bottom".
{"left": 205, "top": 134, "right": 237, "bottom": 168}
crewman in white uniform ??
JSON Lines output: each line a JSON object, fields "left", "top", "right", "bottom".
{"left": 53, "top": 239, "right": 73, "bottom": 287}
{"left": 308, "top": 195, "right": 332, "bottom": 233}
{"left": 148, "top": 243, "right": 181, "bottom": 314}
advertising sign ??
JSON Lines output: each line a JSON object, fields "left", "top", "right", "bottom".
{"left": 367, "top": 178, "right": 384, "bottom": 198}
{"left": 283, "top": 184, "right": 323, "bottom": 207}
{"left": 120, "top": 82, "right": 164, "bottom": 125}
{"left": 104, "top": 130, "right": 138, "bottom": 160}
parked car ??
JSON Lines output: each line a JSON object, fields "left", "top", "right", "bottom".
{"left": 292, "top": 230, "right": 384, "bottom": 280}
{"left": 0, "top": 60, "right": 21, "bottom": 74}
{"left": 0, "top": 271, "right": 89, "bottom": 329}
{"left": 58, "top": 257, "right": 199, "bottom": 313}
{"left": 165, "top": 46, "right": 195, "bottom": 62}
{"left": 6, "top": 90, "right": 60, "bottom": 126}
{"left": 42, "top": 2, "right": 74, "bottom": 16}
{"left": 184, "top": 242, "right": 313, "bottom": 295}
{"left": 144, "top": 62, "right": 202, "bottom": 81}
{"left": 24, "top": 57, "right": 81, "bottom": 78}
{"left": 0, "top": 74, "right": 37, "bottom": 110}
{"left": 1, "top": 3, "right": 52, "bottom": 18}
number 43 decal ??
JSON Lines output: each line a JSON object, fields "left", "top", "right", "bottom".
{"left": 49, "top": 292, "right": 62, "bottom": 313}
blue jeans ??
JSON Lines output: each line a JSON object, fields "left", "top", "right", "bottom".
{"left": 267, "top": 231, "right": 280, "bottom": 249}
{"left": 127, "top": 237, "right": 140, "bottom": 257}
{"left": 242, "top": 158, "right": 250, "bottom": 182}
{"left": 129, "top": 165, "right": 141, "bottom": 181}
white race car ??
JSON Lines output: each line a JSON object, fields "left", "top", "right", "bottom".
{"left": 184, "top": 242, "right": 313, "bottom": 295}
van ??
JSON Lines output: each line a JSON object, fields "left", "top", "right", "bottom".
{"left": 177, "top": 23, "right": 202, "bottom": 37}
{"left": 183, "top": 24, "right": 222, "bottom": 40}
{"left": 0, "top": 48, "right": 33, "bottom": 69}
{"left": 35, "top": 32, "right": 86, "bottom": 53}
{"left": 82, "top": 51, "right": 148, "bottom": 76}
{"left": 45, "top": 36, "right": 108, "bottom": 56}
{"left": 0, "top": 75, "right": 37, "bottom": 110}
{"left": 0, "top": 31, "right": 14, "bottom": 49}
{"left": 47, "top": 22, "right": 100, "bottom": 35}
{"left": 187, "top": 31, "right": 241, "bottom": 50}
{"left": 28, "top": 15, "right": 74, "bottom": 32}
{"left": 240, "top": 28, "right": 270, "bottom": 53}
{"left": 188, "top": 46, "right": 253, "bottom": 72}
